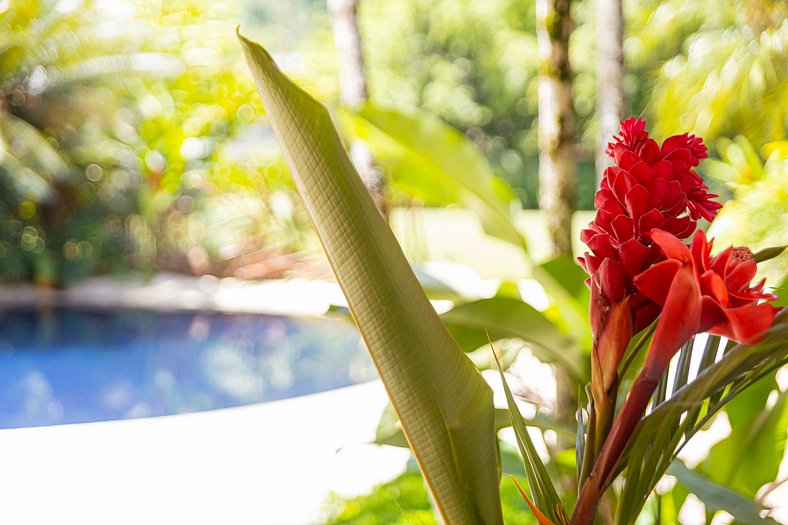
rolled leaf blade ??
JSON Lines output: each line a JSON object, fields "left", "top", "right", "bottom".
{"left": 238, "top": 31, "right": 502, "bottom": 524}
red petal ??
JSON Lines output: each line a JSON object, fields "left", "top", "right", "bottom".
{"left": 649, "top": 229, "right": 692, "bottom": 262}
{"left": 634, "top": 259, "right": 681, "bottom": 305}
{"left": 637, "top": 209, "right": 665, "bottom": 238}
{"left": 630, "top": 161, "right": 656, "bottom": 182}
{"left": 660, "top": 134, "right": 689, "bottom": 158}
{"left": 620, "top": 238, "right": 649, "bottom": 279}
{"left": 690, "top": 230, "right": 710, "bottom": 271}
{"left": 725, "top": 260, "right": 757, "bottom": 291}
{"left": 597, "top": 258, "right": 627, "bottom": 303}
{"left": 633, "top": 300, "right": 661, "bottom": 333}
{"left": 652, "top": 160, "right": 674, "bottom": 181}
{"left": 700, "top": 270, "right": 729, "bottom": 306}
{"left": 644, "top": 262, "right": 702, "bottom": 371}
{"left": 710, "top": 247, "right": 733, "bottom": 276}
{"left": 640, "top": 139, "right": 662, "bottom": 164}
{"left": 616, "top": 148, "right": 641, "bottom": 170}
{"left": 709, "top": 304, "right": 780, "bottom": 345}
{"left": 699, "top": 296, "right": 726, "bottom": 332}
{"left": 588, "top": 233, "right": 617, "bottom": 260}
{"left": 612, "top": 215, "right": 635, "bottom": 241}
{"left": 625, "top": 184, "right": 649, "bottom": 219}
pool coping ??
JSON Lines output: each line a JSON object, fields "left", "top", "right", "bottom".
{"left": 0, "top": 273, "right": 348, "bottom": 318}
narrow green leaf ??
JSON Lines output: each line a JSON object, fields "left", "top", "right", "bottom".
{"left": 671, "top": 339, "right": 694, "bottom": 392}
{"left": 492, "top": 349, "right": 567, "bottom": 525}
{"left": 614, "top": 311, "right": 788, "bottom": 524}
{"left": 239, "top": 32, "right": 502, "bottom": 524}
{"left": 575, "top": 389, "right": 585, "bottom": 488}
{"left": 647, "top": 313, "right": 788, "bottom": 426}
{"left": 753, "top": 245, "right": 787, "bottom": 263}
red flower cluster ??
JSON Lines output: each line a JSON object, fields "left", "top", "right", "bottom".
{"left": 635, "top": 229, "right": 779, "bottom": 371}
{"left": 580, "top": 118, "right": 722, "bottom": 334}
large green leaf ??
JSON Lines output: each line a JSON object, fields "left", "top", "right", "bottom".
{"left": 668, "top": 461, "right": 780, "bottom": 525}
{"left": 239, "top": 32, "right": 502, "bottom": 524}
{"left": 340, "top": 103, "right": 527, "bottom": 251}
{"left": 440, "top": 297, "right": 586, "bottom": 380}
{"left": 535, "top": 257, "right": 592, "bottom": 351}
{"left": 701, "top": 378, "right": 788, "bottom": 499}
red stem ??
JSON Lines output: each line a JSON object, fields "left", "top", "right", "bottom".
{"left": 570, "top": 371, "right": 660, "bottom": 525}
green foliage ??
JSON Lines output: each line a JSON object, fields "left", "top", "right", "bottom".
{"left": 323, "top": 472, "right": 537, "bottom": 525}
{"left": 441, "top": 297, "right": 585, "bottom": 380}
{"left": 668, "top": 461, "right": 780, "bottom": 525}
{"left": 352, "top": 0, "right": 598, "bottom": 210}
{"left": 615, "top": 313, "right": 788, "bottom": 524}
{"left": 0, "top": 0, "right": 312, "bottom": 286}
{"left": 633, "top": 0, "right": 787, "bottom": 146}
{"left": 340, "top": 103, "right": 526, "bottom": 250}
{"left": 239, "top": 12, "right": 788, "bottom": 524}
{"left": 706, "top": 138, "right": 788, "bottom": 283}
{"left": 700, "top": 374, "right": 788, "bottom": 500}
{"left": 494, "top": 349, "right": 567, "bottom": 524}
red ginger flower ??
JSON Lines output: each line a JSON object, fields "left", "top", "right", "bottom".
{"left": 635, "top": 228, "right": 779, "bottom": 372}
{"left": 579, "top": 118, "right": 723, "bottom": 430}
{"left": 572, "top": 229, "right": 780, "bottom": 525}
{"left": 580, "top": 118, "right": 722, "bottom": 334}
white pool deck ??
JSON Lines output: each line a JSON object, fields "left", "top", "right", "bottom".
{"left": 0, "top": 274, "right": 412, "bottom": 525}
{"left": 1, "top": 273, "right": 786, "bottom": 524}
{"left": 0, "top": 379, "right": 408, "bottom": 525}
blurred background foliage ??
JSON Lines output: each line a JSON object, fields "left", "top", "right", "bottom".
{"left": 0, "top": 0, "right": 785, "bottom": 286}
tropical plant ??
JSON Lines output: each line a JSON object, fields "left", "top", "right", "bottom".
{"left": 0, "top": 0, "right": 316, "bottom": 285}
{"left": 705, "top": 137, "right": 788, "bottom": 283}
{"left": 240, "top": 32, "right": 787, "bottom": 525}
{"left": 628, "top": 0, "right": 787, "bottom": 147}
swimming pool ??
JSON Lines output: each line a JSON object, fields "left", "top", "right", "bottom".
{"left": 0, "top": 307, "right": 373, "bottom": 429}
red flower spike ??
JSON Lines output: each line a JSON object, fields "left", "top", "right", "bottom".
{"left": 578, "top": 119, "right": 724, "bottom": 464}
{"left": 635, "top": 229, "right": 780, "bottom": 351}
{"left": 580, "top": 118, "right": 721, "bottom": 343}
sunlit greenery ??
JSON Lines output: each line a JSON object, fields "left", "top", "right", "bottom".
{"left": 0, "top": 0, "right": 783, "bottom": 286}
{"left": 323, "top": 471, "right": 536, "bottom": 525}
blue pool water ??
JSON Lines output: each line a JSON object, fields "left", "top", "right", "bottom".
{"left": 0, "top": 308, "right": 373, "bottom": 429}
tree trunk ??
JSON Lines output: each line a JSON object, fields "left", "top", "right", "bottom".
{"left": 327, "top": 0, "right": 387, "bottom": 216}
{"left": 595, "top": 0, "right": 625, "bottom": 188}
{"left": 536, "top": 0, "right": 578, "bottom": 459}
{"left": 536, "top": 0, "right": 576, "bottom": 259}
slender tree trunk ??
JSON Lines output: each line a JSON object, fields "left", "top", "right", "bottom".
{"left": 327, "top": 0, "right": 387, "bottom": 216}
{"left": 536, "top": 0, "right": 578, "bottom": 458}
{"left": 536, "top": 0, "right": 576, "bottom": 259}
{"left": 595, "top": 0, "right": 625, "bottom": 187}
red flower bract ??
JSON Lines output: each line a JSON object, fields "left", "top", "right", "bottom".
{"left": 635, "top": 229, "right": 779, "bottom": 371}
